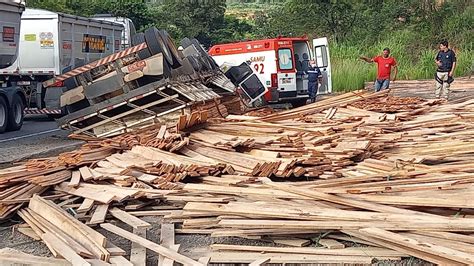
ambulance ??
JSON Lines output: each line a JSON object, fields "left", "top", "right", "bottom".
{"left": 208, "top": 36, "right": 331, "bottom": 106}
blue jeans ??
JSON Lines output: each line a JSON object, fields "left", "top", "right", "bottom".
{"left": 308, "top": 81, "right": 318, "bottom": 100}
{"left": 374, "top": 79, "right": 390, "bottom": 92}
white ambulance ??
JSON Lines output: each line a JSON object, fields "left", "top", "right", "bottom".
{"left": 209, "top": 36, "right": 331, "bottom": 106}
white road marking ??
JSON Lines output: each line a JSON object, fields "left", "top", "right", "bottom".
{"left": 0, "top": 128, "right": 61, "bottom": 143}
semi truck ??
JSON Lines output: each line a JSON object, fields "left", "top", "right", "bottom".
{"left": 209, "top": 36, "right": 332, "bottom": 107}
{"left": 41, "top": 27, "right": 264, "bottom": 138}
{"left": 0, "top": 8, "right": 131, "bottom": 133}
{"left": 0, "top": 0, "right": 25, "bottom": 133}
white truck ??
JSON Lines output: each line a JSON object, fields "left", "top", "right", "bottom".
{"left": 0, "top": 0, "right": 25, "bottom": 133}
{"left": 0, "top": 8, "right": 131, "bottom": 133}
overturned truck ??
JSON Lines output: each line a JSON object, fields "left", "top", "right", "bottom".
{"left": 42, "top": 27, "right": 262, "bottom": 138}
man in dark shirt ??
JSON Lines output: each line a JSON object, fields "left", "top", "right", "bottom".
{"left": 435, "top": 40, "right": 456, "bottom": 100}
{"left": 305, "top": 60, "right": 322, "bottom": 103}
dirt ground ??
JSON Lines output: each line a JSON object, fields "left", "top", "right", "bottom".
{"left": 1, "top": 78, "right": 472, "bottom": 265}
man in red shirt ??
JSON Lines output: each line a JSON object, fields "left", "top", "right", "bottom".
{"left": 360, "top": 48, "right": 398, "bottom": 91}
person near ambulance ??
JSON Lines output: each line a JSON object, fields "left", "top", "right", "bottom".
{"left": 434, "top": 40, "right": 456, "bottom": 100}
{"left": 360, "top": 48, "right": 398, "bottom": 91}
{"left": 305, "top": 60, "right": 322, "bottom": 103}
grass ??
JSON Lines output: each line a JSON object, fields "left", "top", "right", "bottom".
{"left": 330, "top": 30, "right": 474, "bottom": 92}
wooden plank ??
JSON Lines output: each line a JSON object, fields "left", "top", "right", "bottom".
{"left": 0, "top": 247, "right": 71, "bottom": 266}
{"left": 17, "top": 226, "right": 41, "bottom": 240}
{"left": 42, "top": 232, "right": 91, "bottom": 266}
{"left": 359, "top": 227, "right": 474, "bottom": 265}
{"left": 110, "top": 256, "right": 133, "bottom": 266}
{"left": 159, "top": 223, "right": 175, "bottom": 266}
{"left": 77, "top": 199, "right": 95, "bottom": 213}
{"left": 210, "top": 244, "right": 404, "bottom": 257}
{"left": 272, "top": 238, "right": 311, "bottom": 247}
{"left": 89, "top": 204, "right": 109, "bottom": 225}
{"left": 249, "top": 257, "right": 271, "bottom": 266}
{"left": 101, "top": 223, "right": 203, "bottom": 266}
{"left": 318, "top": 239, "right": 345, "bottom": 249}
{"left": 68, "top": 171, "right": 81, "bottom": 187}
{"left": 28, "top": 195, "right": 109, "bottom": 260}
{"left": 130, "top": 228, "right": 147, "bottom": 266}
{"left": 79, "top": 167, "right": 94, "bottom": 181}
{"left": 197, "top": 257, "right": 210, "bottom": 266}
{"left": 109, "top": 207, "right": 151, "bottom": 229}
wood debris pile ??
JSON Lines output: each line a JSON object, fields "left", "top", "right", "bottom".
{"left": 2, "top": 88, "right": 474, "bottom": 265}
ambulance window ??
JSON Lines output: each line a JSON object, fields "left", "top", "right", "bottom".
{"left": 314, "top": 45, "right": 328, "bottom": 68}
{"left": 278, "top": 48, "right": 293, "bottom": 70}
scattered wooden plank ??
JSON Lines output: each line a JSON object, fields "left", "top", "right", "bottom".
{"left": 159, "top": 223, "right": 175, "bottom": 266}
{"left": 130, "top": 227, "right": 147, "bottom": 266}
{"left": 110, "top": 256, "right": 133, "bottom": 266}
{"left": 359, "top": 227, "right": 474, "bottom": 265}
{"left": 318, "top": 238, "right": 345, "bottom": 249}
{"left": 108, "top": 208, "right": 150, "bottom": 229}
{"left": 249, "top": 257, "right": 271, "bottom": 266}
{"left": 272, "top": 238, "right": 311, "bottom": 247}
{"left": 77, "top": 199, "right": 95, "bottom": 213}
{"left": 89, "top": 204, "right": 109, "bottom": 225}
{"left": 68, "top": 171, "right": 81, "bottom": 187}
{"left": 17, "top": 225, "right": 41, "bottom": 240}
{"left": 101, "top": 223, "right": 203, "bottom": 266}
{"left": 42, "top": 232, "right": 91, "bottom": 266}
{"left": 79, "top": 167, "right": 94, "bottom": 181}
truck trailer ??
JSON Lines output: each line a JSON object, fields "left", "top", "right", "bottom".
{"left": 0, "top": 8, "right": 128, "bottom": 128}
{"left": 0, "top": 0, "right": 25, "bottom": 133}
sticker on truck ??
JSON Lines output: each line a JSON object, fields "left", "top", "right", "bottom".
{"left": 2, "top": 27, "right": 15, "bottom": 42}
{"left": 39, "top": 32, "right": 54, "bottom": 49}
{"left": 82, "top": 34, "right": 106, "bottom": 53}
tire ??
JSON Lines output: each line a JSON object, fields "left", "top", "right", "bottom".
{"left": 6, "top": 94, "right": 24, "bottom": 131}
{"left": 291, "top": 98, "right": 308, "bottom": 108}
{"left": 187, "top": 56, "right": 202, "bottom": 72}
{"left": 144, "top": 27, "right": 173, "bottom": 66}
{"left": 132, "top": 33, "right": 151, "bottom": 60}
{"left": 190, "top": 39, "right": 214, "bottom": 70}
{"left": 159, "top": 30, "right": 182, "bottom": 68}
{"left": 0, "top": 97, "right": 8, "bottom": 133}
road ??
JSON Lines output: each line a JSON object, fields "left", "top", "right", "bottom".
{"left": 0, "top": 115, "right": 82, "bottom": 165}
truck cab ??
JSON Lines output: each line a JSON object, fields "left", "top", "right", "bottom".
{"left": 209, "top": 36, "right": 332, "bottom": 106}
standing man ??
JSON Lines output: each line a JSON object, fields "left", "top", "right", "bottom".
{"left": 306, "top": 60, "right": 322, "bottom": 103}
{"left": 360, "top": 48, "right": 398, "bottom": 91}
{"left": 435, "top": 40, "right": 456, "bottom": 100}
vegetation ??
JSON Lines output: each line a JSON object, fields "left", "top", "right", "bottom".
{"left": 27, "top": 0, "right": 473, "bottom": 91}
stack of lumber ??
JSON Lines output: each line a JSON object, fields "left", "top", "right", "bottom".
{"left": 349, "top": 95, "right": 428, "bottom": 112}
{"left": 3, "top": 85, "right": 474, "bottom": 264}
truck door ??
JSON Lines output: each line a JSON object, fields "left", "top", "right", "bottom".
{"left": 312, "top": 37, "right": 332, "bottom": 94}
{"left": 276, "top": 48, "right": 297, "bottom": 96}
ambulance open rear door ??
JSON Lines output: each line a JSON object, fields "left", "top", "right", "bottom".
{"left": 312, "top": 37, "right": 332, "bottom": 94}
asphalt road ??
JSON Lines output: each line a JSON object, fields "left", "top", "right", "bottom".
{"left": 0, "top": 115, "right": 82, "bottom": 165}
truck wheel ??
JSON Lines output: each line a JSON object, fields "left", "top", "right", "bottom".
{"left": 159, "top": 30, "right": 182, "bottom": 69}
{"left": 0, "top": 97, "right": 9, "bottom": 133}
{"left": 190, "top": 39, "right": 215, "bottom": 70}
{"left": 144, "top": 27, "right": 173, "bottom": 66}
{"left": 6, "top": 94, "right": 24, "bottom": 131}
{"left": 132, "top": 33, "right": 151, "bottom": 60}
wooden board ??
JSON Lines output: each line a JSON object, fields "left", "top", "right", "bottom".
{"left": 130, "top": 227, "right": 147, "bottom": 266}
{"left": 109, "top": 208, "right": 151, "bottom": 229}
{"left": 89, "top": 204, "right": 109, "bottom": 225}
{"left": 101, "top": 223, "right": 203, "bottom": 266}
